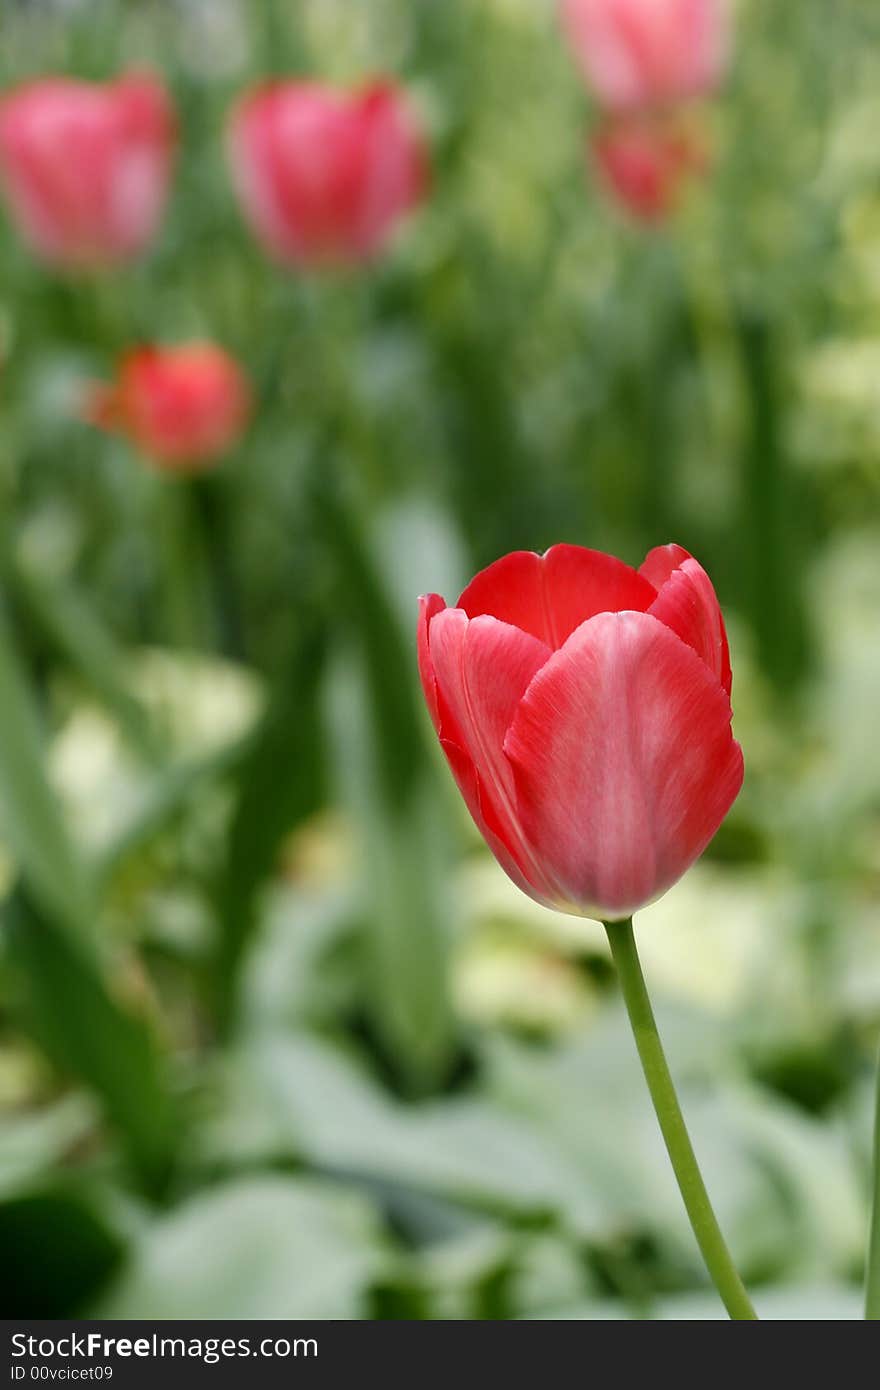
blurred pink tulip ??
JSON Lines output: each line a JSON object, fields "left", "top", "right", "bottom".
{"left": 85, "top": 343, "right": 251, "bottom": 472}
{"left": 418, "top": 543, "right": 741, "bottom": 922}
{"left": 0, "top": 73, "right": 175, "bottom": 271}
{"left": 227, "top": 80, "right": 428, "bottom": 267}
{"left": 592, "top": 112, "right": 707, "bottom": 221}
{"left": 560, "top": 0, "right": 730, "bottom": 111}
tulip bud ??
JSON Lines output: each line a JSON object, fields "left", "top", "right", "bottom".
{"left": 85, "top": 343, "right": 251, "bottom": 472}
{"left": 227, "top": 79, "right": 428, "bottom": 268}
{"left": 591, "top": 111, "right": 708, "bottom": 222}
{"left": 418, "top": 544, "right": 742, "bottom": 922}
{"left": 0, "top": 73, "right": 175, "bottom": 271}
{"left": 560, "top": 0, "right": 730, "bottom": 112}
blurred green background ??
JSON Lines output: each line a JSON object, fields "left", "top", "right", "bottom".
{"left": 0, "top": 0, "right": 879, "bottom": 1321}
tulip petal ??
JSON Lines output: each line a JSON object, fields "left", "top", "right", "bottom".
{"left": 457, "top": 544, "right": 656, "bottom": 649}
{"left": 0, "top": 75, "right": 172, "bottom": 269}
{"left": 642, "top": 545, "right": 732, "bottom": 695}
{"left": 228, "top": 81, "right": 425, "bottom": 267}
{"left": 638, "top": 542, "right": 691, "bottom": 588}
{"left": 417, "top": 593, "right": 447, "bottom": 735}
{"left": 426, "top": 608, "right": 556, "bottom": 900}
{"left": 504, "top": 610, "right": 743, "bottom": 920}
{"left": 438, "top": 735, "right": 549, "bottom": 902}
{"left": 561, "top": 0, "right": 730, "bottom": 113}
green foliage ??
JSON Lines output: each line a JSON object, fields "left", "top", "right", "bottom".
{"left": 0, "top": 0, "right": 879, "bottom": 1320}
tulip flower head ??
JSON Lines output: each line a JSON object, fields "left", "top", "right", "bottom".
{"left": 560, "top": 0, "right": 730, "bottom": 112}
{"left": 85, "top": 343, "right": 251, "bottom": 472}
{"left": 227, "top": 79, "right": 428, "bottom": 268}
{"left": 418, "top": 544, "right": 742, "bottom": 922}
{"left": 0, "top": 73, "right": 175, "bottom": 271}
{"left": 591, "top": 111, "right": 708, "bottom": 222}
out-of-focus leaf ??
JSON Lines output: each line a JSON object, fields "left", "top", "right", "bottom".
{"left": 736, "top": 306, "right": 810, "bottom": 691}
{"left": 96, "top": 1176, "right": 389, "bottom": 1320}
{"left": 239, "top": 880, "right": 358, "bottom": 1032}
{"left": 657, "top": 1284, "right": 862, "bottom": 1320}
{"left": 484, "top": 1021, "right": 791, "bottom": 1280}
{"left": 9, "top": 559, "right": 161, "bottom": 761}
{"left": 724, "top": 1086, "right": 866, "bottom": 1278}
{"left": 208, "top": 1034, "right": 605, "bottom": 1236}
{"left": 320, "top": 489, "right": 456, "bottom": 1093}
{"left": 4, "top": 892, "right": 179, "bottom": 1196}
{"left": 213, "top": 617, "right": 326, "bottom": 1032}
{"left": 529, "top": 1284, "right": 862, "bottom": 1320}
{"left": 490, "top": 1007, "right": 859, "bottom": 1280}
{"left": 94, "top": 734, "right": 250, "bottom": 882}
{"left": 317, "top": 488, "right": 423, "bottom": 810}
{"left": 0, "top": 1189, "right": 125, "bottom": 1317}
{"left": 0, "top": 601, "right": 94, "bottom": 936}
{"left": 413, "top": 1223, "right": 518, "bottom": 1321}
{"left": 332, "top": 656, "right": 456, "bottom": 1094}
{"left": 0, "top": 1095, "right": 98, "bottom": 1201}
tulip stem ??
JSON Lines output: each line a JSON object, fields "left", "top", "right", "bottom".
{"left": 864, "top": 1045, "right": 880, "bottom": 1318}
{"left": 604, "top": 917, "right": 758, "bottom": 1320}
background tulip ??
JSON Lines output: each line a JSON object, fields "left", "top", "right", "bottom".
{"left": 419, "top": 544, "right": 742, "bottom": 922}
{"left": 560, "top": 0, "right": 730, "bottom": 111}
{"left": 227, "top": 80, "right": 428, "bottom": 267}
{"left": 85, "top": 343, "right": 251, "bottom": 470}
{"left": 0, "top": 73, "right": 175, "bottom": 270}
{"left": 591, "top": 112, "right": 708, "bottom": 221}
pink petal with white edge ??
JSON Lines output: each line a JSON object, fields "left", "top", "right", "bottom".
{"left": 504, "top": 610, "right": 743, "bottom": 920}
{"left": 641, "top": 544, "right": 732, "bottom": 695}
{"left": 457, "top": 544, "right": 657, "bottom": 649}
{"left": 426, "top": 607, "right": 556, "bottom": 900}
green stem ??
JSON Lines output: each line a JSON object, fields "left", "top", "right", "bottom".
{"left": 605, "top": 918, "right": 758, "bottom": 1320}
{"left": 865, "top": 1046, "right": 880, "bottom": 1318}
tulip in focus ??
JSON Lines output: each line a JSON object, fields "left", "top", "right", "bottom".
{"left": 85, "top": 344, "right": 251, "bottom": 472}
{"left": 560, "top": 0, "right": 730, "bottom": 112}
{"left": 0, "top": 73, "right": 175, "bottom": 271}
{"left": 227, "top": 80, "right": 428, "bottom": 267}
{"left": 418, "top": 543, "right": 742, "bottom": 922}
{"left": 592, "top": 112, "right": 708, "bottom": 221}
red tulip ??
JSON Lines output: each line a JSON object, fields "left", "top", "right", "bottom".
{"left": 0, "top": 73, "right": 175, "bottom": 271}
{"left": 560, "top": 0, "right": 730, "bottom": 112}
{"left": 85, "top": 343, "right": 251, "bottom": 471}
{"left": 418, "top": 544, "right": 742, "bottom": 922}
{"left": 591, "top": 112, "right": 708, "bottom": 222}
{"left": 227, "top": 80, "right": 428, "bottom": 267}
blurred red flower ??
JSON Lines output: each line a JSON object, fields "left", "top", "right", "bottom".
{"left": 591, "top": 111, "right": 708, "bottom": 221}
{"left": 0, "top": 73, "right": 175, "bottom": 271}
{"left": 560, "top": 0, "right": 730, "bottom": 111}
{"left": 227, "top": 80, "right": 428, "bottom": 267}
{"left": 85, "top": 343, "right": 251, "bottom": 472}
{"left": 418, "top": 543, "right": 742, "bottom": 922}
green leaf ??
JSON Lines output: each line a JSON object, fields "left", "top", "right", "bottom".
{"left": 484, "top": 1020, "right": 801, "bottom": 1279}
{"left": 213, "top": 617, "right": 326, "bottom": 1033}
{"left": 9, "top": 559, "right": 161, "bottom": 762}
{"left": 0, "top": 1188, "right": 125, "bottom": 1318}
{"left": 4, "top": 892, "right": 180, "bottom": 1196}
{"left": 94, "top": 733, "right": 250, "bottom": 883}
{"left": 209, "top": 1035, "right": 605, "bottom": 1236}
{"left": 0, "top": 601, "right": 95, "bottom": 936}
{"left": 329, "top": 652, "right": 457, "bottom": 1095}
{"left": 655, "top": 1283, "right": 862, "bottom": 1321}
{"left": 318, "top": 490, "right": 456, "bottom": 1092}
{"left": 96, "top": 1176, "right": 389, "bottom": 1319}
{"left": 529, "top": 1284, "right": 862, "bottom": 1320}
{"left": 317, "top": 487, "right": 424, "bottom": 810}
{"left": 0, "top": 1095, "right": 98, "bottom": 1201}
